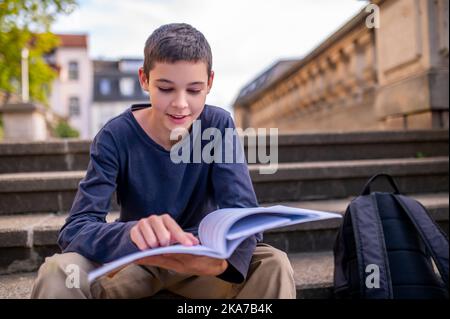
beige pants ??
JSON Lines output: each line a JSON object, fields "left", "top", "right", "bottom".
{"left": 31, "top": 243, "right": 296, "bottom": 299}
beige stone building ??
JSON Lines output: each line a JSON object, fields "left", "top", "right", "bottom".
{"left": 233, "top": 0, "right": 449, "bottom": 132}
{"left": 47, "top": 34, "right": 93, "bottom": 138}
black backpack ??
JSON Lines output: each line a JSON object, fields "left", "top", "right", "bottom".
{"left": 333, "top": 173, "right": 449, "bottom": 299}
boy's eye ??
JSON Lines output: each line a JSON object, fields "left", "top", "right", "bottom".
{"left": 158, "top": 87, "right": 201, "bottom": 95}
{"left": 158, "top": 87, "right": 173, "bottom": 92}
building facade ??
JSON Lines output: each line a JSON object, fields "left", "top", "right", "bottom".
{"left": 91, "top": 58, "right": 148, "bottom": 135}
{"left": 47, "top": 34, "right": 93, "bottom": 138}
{"left": 47, "top": 35, "right": 148, "bottom": 138}
{"left": 234, "top": 0, "right": 449, "bottom": 132}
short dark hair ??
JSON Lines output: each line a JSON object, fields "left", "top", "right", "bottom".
{"left": 143, "top": 23, "right": 212, "bottom": 79}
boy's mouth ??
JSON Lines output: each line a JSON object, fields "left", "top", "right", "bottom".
{"left": 167, "top": 113, "right": 190, "bottom": 123}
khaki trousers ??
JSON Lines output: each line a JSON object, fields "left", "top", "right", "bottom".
{"left": 31, "top": 243, "right": 296, "bottom": 299}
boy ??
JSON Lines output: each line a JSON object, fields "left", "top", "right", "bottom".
{"left": 31, "top": 23, "right": 295, "bottom": 299}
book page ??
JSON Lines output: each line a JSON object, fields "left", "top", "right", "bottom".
{"left": 88, "top": 205, "right": 340, "bottom": 283}
{"left": 198, "top": 205, "right": 340, "bottom": 256}
{"left": 88, "top": 243, "right": 222, "bottom": 283}
{"left": 226, "top": 214, "right": 298, "bottom": 240}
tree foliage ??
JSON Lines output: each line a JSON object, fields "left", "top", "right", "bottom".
{"left": 54, "top": 119, "right": 79, "bottom": 138}
{"left": 0, "top": 0, "right": 77, "bottom": 105}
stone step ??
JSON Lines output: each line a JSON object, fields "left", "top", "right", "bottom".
{"left": 0, "top": 251, "right": 334, "bottom": 299}
{"left": 250, "top": 157, "right": 449, "bottom": 203}
{"left": 0, "top": 130, "right": 447, "bottom": 173}
{"left": 0, "top": 139, "right": 90, "bottom": 174}
{"left": 245, "top": 129, "right": 449, "bottom": 164}
{"left": 0, "top": 193, "right": 447, "bottom": 275}
{"left": 265, "top": 193, "right": 449, "bottom": 253}
{"left": 0, "top": 157, "right": 447, "bottom": 215}
{"left": 0, "top": 271, "right": 36, "bottom": 299}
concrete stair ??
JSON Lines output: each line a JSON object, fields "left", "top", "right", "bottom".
{"left": 0, "top": 130, "right": 447, "bottom": 173}
{"left": 251, "top": 157, "right": 448, "bottom": 202}
{"left": 0, "top": 157, "right": 448, "bottom": 214}
{"left": 0, "top": 140, "right": 90, "bottom": 174}
{"left": 0, "top": 193, "right": 447, "bottom": 275}
{"left": 0, "top": 251, "right": 334, "bottom": 299}
{"left": 0, "top": 130, "right": 448, "bottom": 298}
{"left": 246, "top": 129, "right": 449, "bottom": 163}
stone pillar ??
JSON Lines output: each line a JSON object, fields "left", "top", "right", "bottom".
{"left": 234, "top": 104, "right": 245, "bottom": 129}
{"left": 0, "top": 102, "right": 50, "bottom": 141}
{"left": 374, "top": 0, "right": 449, "bottom": 130}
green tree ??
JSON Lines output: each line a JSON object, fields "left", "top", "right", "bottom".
{"left": 0, "top": 0, "right": 77, "bottom": 105}
{"left": 54, "top": 119, "right": 79, "bottom": 138}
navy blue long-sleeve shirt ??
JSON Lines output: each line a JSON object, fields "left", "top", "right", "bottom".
{"left": 57, "top": 103, "right": 262, "bottom": 283}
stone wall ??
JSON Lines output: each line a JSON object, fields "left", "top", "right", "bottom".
{"left": 374, "top": 0, "right": 449, "bottom": 130}
{"left": 234, "top": 0, "right": 449, "bottom": 132}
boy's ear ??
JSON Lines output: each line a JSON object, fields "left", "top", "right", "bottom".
{"left": 207, "top": 70, "right": 214, "bottom": 94}
{"left": 138, "top": 67, "right": 149, "bottom": 91}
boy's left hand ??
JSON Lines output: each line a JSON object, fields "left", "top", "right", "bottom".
{"left": 135, "top": 254, "right": 228, "bottom": 277}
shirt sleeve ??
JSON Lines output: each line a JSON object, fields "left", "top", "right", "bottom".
{"left": 57, "top": 128, "right": 139, "bottom": 264}
{"left": 211, "top": 114, "right": 263, "bottom": 284}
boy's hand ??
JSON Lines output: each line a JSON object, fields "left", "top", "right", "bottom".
{"left": 128, "top": 214, "right": 228, "bottom": 277}
{"left": 130, "top": 214, "right": 199, "bottom": 249}
{"left": 135, "top": 254, "right": 229, "bottom": 277}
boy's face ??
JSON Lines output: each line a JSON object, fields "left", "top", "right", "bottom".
{"left": 138, "top": 61, "right": 214, "bottom": 134}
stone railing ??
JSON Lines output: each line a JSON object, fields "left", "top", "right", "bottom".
{"left": 0, "top": 102, "right": 67, "bottom": 141}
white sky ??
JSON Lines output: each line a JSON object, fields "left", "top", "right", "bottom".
{"left": 52, "top": 0, "right": 367, "bottom": 114}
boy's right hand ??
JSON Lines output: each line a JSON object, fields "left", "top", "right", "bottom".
{"left": 130, "top": 214, "right": 199, "bottom": 250}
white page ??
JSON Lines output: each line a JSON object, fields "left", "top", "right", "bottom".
{"left": 226, "top": 214, "right": 296, "bottom": 240}
{"left": 198, "top": 205, "right": 340, "bottom": 255}
{"left": 88, "top": 205, "right": 341, "bottom": 283}
{"left": 88, "top": 244, "right": 222, "bottom": 283}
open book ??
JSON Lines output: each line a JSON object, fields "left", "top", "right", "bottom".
{"left": 88, "top": 205, "right": 341, "bottom": 283}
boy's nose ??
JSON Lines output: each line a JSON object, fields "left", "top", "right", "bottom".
{"left": 171, "top": 92, "right": 189, "bottom": 109}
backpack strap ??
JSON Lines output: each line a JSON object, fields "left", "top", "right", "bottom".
{"left": 361, "top": 173, "right": 401, "bottom": 196}
{"left": 394, "top": 194, "right": 449, "bottom": 289}
{"left": 350, "top": 194, "right": 394, "bottom": 298}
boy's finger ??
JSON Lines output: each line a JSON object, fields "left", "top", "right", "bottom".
{"left": 130, "top": 226, "right": 148, "bottom": 250}
{"left": 140, "top": 219, "right": 158, "bottom": 248}
{"left": 186, "top": 233, "right": 199, "bottom": 245}
{"left": 148, "top": 215, "right": 171, "bottom": 247}
{"left": 163, "top": 215, "right": 194, "bottom": 245}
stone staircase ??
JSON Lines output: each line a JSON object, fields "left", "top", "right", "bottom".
{"left": 0, "top": 129, "right": 448, "bottom": 298}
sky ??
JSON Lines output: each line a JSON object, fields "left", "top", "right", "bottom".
{"left": 52, "top": 0, "right": 367, "bottom": 114}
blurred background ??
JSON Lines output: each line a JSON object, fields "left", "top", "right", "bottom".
{"left": 0, "top": 0, "right": 448, "bottom": 139}
{"left": 0, "top": 0, "right": 448, "bottom": 299}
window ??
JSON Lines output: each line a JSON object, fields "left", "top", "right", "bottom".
{"left": 68, "top": 61, "right": 79, "bottom": 80}
{"left": 118, "top": 60, "right": 143, "bottom": 73}
{"left": 99, "top": 78, "right": 111, "bottom": 95}
{"left": 120, "top": 77, "right": 134, "bottom": 96}
{"left": 69, "top": 97, "right": 80, "bottom": 116}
